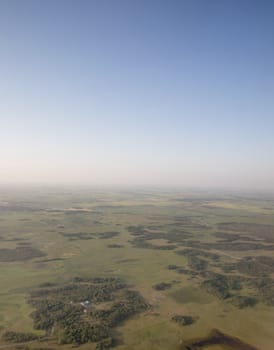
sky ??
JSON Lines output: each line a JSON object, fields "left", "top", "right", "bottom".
{"left": 0, "top": 0, "right": 274, "bottom": 189}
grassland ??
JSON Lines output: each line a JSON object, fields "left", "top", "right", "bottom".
{"left": 0, "top": 188, "right": 274, "bottom": 350}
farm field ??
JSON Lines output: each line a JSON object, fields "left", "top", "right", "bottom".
{"left": 0, "top": 188, "right": 274, "bottom": 350}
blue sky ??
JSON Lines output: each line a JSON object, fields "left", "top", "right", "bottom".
{"left": 0, "top": 0, "right": 273, "bottom": 188}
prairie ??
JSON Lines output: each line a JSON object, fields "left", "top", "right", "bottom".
{"left": 0, "top": 189, "right": 274, "bottom": 350}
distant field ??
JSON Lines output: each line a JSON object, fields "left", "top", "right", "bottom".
{"left": 0, "top": 189, "right": 274, "bottom": 350}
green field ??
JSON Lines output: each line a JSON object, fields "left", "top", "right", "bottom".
{"left": 0, "top": 188, "right": 274, "bottom": 350}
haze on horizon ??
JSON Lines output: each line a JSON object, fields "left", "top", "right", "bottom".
{"left": 0, "top": 0, "right": 273, "bottom": 190}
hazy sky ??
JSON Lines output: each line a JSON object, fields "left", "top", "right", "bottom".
{"left": 0, "top": 0, "right": 274, "bottom": 189}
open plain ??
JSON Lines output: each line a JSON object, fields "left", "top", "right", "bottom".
{"left": 0, "top": 188, "right": 274, "bottom": 350}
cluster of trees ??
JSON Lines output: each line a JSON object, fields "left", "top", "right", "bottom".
{"left": 27, "top": 277, "right": 148, "bottom": 346}
{"left": 58, "top": 321, "right": 109, "bottom": 344}
{"left": 72, "top": 276, "right": 122, "bottom": 284}
{"left": 92, "top": 290, "right": 148, "bottom": 327}
{"left": 127, "top": 225, "right": 146, "bottom": 235}
{"left": 250, "top": 277, "right": 274, "bottom": 306}
{"left": 30, "top": 278, "right": 126, "bottom": 304}
{"left": 177, "top": 248, "right": 220, "bottom": 261}
{"left": 171, "top": 315, "right": 197, "bottom": 326}
{"left": 202, "top": 274, "right": 234, "bottom": 299}
{"left": 169, "top": 244, "right": 264, "bottom": 309}
{"left": 236, "top": 256, "right": 274, "bottom": 276}
{"left": 176, "top": 249, "right": 208, "bottom": 272}
{"left": 166, "top": 264, "right": 198, "bottom": 277}
{"left": 30, "top": 300, "right": 82, "bottom": 331}
{"left": 201, "top": 273, "right": 260, "bottom": 308}
{"left": 107, "top": 244, "right": 124, "bottom": 248}
{"left": 96, "top": 337, "right": 114, "bottom": 349}
{"left": 2, "top": 331, "right": 40, "bottom": 343}
{"left": 167, "top": 264, "right": 179, "bottom": 270}
{"left": 230, "top": 296, "right": 258, "bottom": 308}
{"left": 99, "top": 231, "right": 119, "bottom": 239}
{"left": 153, "top": 282, "right": 172, "bottom": 291}
{"left": 217, "top": 222, "right": 274, "bottom": 243}
{"left": 0, "top": 246, "right": 45, "bottom": 262}
{"left": 128, "top": 224, "right": 192, "bottom": 246}
{"left": 187, "top": 256, "right": 208, "bottom": 272}
{"left": 127, "top": 225, "right": 191, "bottom": 250}
{"left": 60, "top": 231, "right": 120, "bottom": 241}
{"left": 185, "top": 239, "right": 274, "bottom": 251}
{"left": 130, "top": 235, "right": 176, "bottom": 251}
{"left": 60, "top": 232, "right": 94, "bottom": 240}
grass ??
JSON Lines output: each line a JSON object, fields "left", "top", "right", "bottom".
{"left": 0, "top": 189, "right": 274, "bottom": 349}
